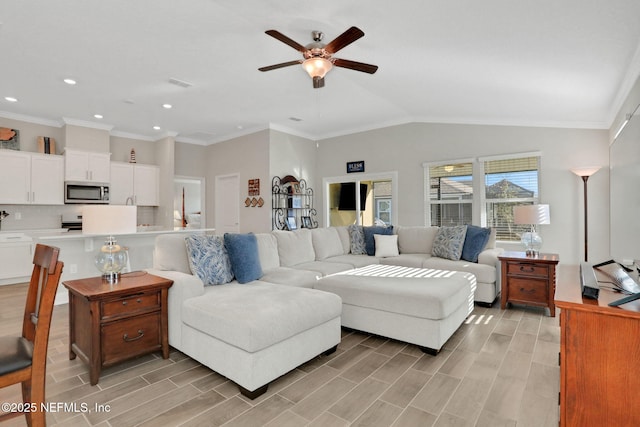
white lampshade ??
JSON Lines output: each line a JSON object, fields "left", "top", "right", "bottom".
{"left": 302, "top": 57, "right": 333, "bottom": 79}
{"left": 513, "top": 204, "right": 550, "bottom": 225}
{"left": 570, "top": 167, "right": 601, "bottom": 178}
{"left": 82, "top": 205, "right": 137, "bottom": 235}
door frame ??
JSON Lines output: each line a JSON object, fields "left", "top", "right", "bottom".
{"left": 174, "top": 175, "right": 206, "bottom": 228}
{"left": 215, "top": 173, "right": 240, "bottom": 234}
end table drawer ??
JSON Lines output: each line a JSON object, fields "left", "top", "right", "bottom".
{"left": 507, "top": 262, "right": 549, "bottom": 277}
{"left": 101, "top": 292, "right": 160, "bottom": 319}
{"left": 102, "top": 314, "right": 161, "bottom": 365}
{"left": 507, "top": 278, "right": 548, "bottom": 303}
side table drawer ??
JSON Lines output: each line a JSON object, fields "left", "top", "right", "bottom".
{"left": 507, "top": 277, "right": 548, "bottom": 304}
{"left": 507, "top": 262, "right": 549, "bottom": 277}
{"left": 102, "top": 313, "right": 161, "bottom": 365}
{"left": 101, "top": 292, "right": 160, "bottom": 319}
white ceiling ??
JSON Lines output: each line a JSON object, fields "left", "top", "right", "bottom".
{"left": 1, "top": 0, "right": 640, "bottom": 145}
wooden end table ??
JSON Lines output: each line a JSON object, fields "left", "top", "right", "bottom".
{"left": 498, "top": 251, "right": 559, "bottom": 317}
{"left": 63, "top": 272, "right": 173, "bottom": 385}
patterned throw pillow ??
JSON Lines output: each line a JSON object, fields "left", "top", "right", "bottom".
{"left": 185, "top": 235, "right": 234, "bottom": 286}
{"left": 348, "top": 225, "right": 367, "bottom": 255}
{"left": 432, "top": 225, "right": 468, "bottom": 261}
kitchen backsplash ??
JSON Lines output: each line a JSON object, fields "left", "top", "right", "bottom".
{"left": 0, "top": 205, "right": 157, "bottom": 231}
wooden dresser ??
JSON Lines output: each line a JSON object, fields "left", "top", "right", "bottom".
{"left": 499, "top": 251, "right": 559, "bottom": 316}
{"left": 63, "top": 272, "right": 173, "bottom": 385}
{"left": 555, "top": 266, "right": 640, "bottom": 426}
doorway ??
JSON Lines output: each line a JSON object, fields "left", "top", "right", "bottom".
{"left": 174, "top": 176, "right": 205, "bottom": 229}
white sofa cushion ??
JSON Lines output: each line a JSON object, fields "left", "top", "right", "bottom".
{"left": 396, "top": 226, "right": 439, "bottom": 254}
{"left": 379, "top": 253, "right": 430, "bottom": 268}
{"left": 311, "top": 228, "right": 344, "bottom": 260}
{"left": 324, "top": 254, "right": 381, "bottom": 268}
{"left": 153, "top": 234, "right": 191, "bottom": 274}
{"left": 255, "top": 233, "right": 280, "bottom": 271}
{"left": 260, "top": 267, "right": 320, "bottom": 288}
{"left": 273, "top": 229, "right": 315, "bottom": 267}
{"left": 182, "top": 282, "right": 342, "bottom": 353}
{"left": 423, "top": 257, "right": 497, "bottom": 284}
{"left": 293, "top": 261, "right": 354, "bottom": 276}
{"left": 334, "top": 226, "right": 351, "bottom": 254}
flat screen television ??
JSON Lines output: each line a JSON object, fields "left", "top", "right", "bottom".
{"left": 338, "top": 183, "right": 367, "bottom": 210}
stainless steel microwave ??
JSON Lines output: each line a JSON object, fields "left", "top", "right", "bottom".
{"left": 64, "top": 182, "right": 110, "bottom": 204}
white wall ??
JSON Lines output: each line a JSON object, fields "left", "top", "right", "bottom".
{"left": 317, "top": 122, "right": 610, "bottom": 265}
{"left": 205, "top": 130, "right": 271, "bottom": 233}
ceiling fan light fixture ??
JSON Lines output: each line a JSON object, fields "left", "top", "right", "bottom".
{"left": 302, "top": 57, "right": 332, "bottom": 79}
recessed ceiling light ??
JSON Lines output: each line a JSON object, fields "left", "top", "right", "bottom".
{"left": 63, "top": 78, "right": 77, "bottom": 85}
{"left": 94, "top": 114, "right": 103, "bottom": 119}
{"left": 4, "top": 96, "right": 17, "bottom": 102}
{"left": 162, "top": 103, "right": 172, "bottom": 109}
{"left": 153, "top": 126, "right": 161, "bottom": 130}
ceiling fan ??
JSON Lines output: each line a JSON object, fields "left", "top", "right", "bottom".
{"left": 259, "top": 26, "right": 378, "bottom": 88}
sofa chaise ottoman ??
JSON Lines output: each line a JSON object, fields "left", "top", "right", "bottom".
{"left": 315, "top": 264, "right": 476, "bottom": 353}
{"left": 180, "top": 281, "right": 341, "bottom": 398}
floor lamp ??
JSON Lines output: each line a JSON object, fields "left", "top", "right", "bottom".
{"left": 571, "top": 167, "right": 600, "bottom": 262}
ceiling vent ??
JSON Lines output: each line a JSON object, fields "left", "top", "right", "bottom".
{"left": 168, "top": 77, "right": 193, "bottom": 88}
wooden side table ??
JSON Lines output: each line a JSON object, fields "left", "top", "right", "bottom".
{"left": 63, "top": 272, "right": 173, "bottom": 385}
{"left": 498, "top": 251, "right": 559, "bottom": 316}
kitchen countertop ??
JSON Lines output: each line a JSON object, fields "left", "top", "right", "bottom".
{"left": 4, "top": 227, "right": 214, "bottom": 241}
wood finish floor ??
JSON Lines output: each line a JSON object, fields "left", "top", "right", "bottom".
{"left": 0, "top": 282, "right": 560, "bottom": 426}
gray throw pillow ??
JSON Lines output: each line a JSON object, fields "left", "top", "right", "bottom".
{"left": 185, "top": 235, "right": 234, "bottom": 285}
{"left": 348, "top": 225, "right": 367, "bottom": 255}
{"left": 432, "top": 225, "right": 468, "bottom": 261}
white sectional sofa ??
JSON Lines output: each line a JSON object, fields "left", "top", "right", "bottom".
{"left": 147, "top": 225, "right": 503, "bottom": 398}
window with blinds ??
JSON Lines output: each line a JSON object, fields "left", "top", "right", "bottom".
{"left": 484, "top": 156, "right": 540, "bottom": 241}
{"left": 428, "top": 162, "right": 473, "bottom": 226}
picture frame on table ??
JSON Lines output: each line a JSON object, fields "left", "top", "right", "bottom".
{"left": 301, "top": 216, "right": 312, "bottom": 229}
{"left": 286, "top": 216, "right": 297, "bottom": 231}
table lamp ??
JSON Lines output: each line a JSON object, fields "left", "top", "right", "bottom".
{"left": 513, "top": 204, "right": 550, "bottom": 257}
{"left": 83, "top": 205, "right": 137, "bottom": 283}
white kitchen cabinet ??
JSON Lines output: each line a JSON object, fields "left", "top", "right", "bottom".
{"left": 0, "top": 151, "right": 64, "bottom": 204}
{"left": 64, "top": 149, "right": 111, "bottom": 183}
{"left": 0, "top": 237, "right": 33, "bottom": 281}
{"left": 110, "top": 162, "right": 159, "bottom": 206}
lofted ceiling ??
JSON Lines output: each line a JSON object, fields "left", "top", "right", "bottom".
{"left": 1, "top": 0, "right": 640, "bottom": 145}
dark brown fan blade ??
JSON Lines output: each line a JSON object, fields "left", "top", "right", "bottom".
{"left": 324, "top": 26, "right": 365, "bottom": 54}
{"left": 258, "top": 60, "right": 302, "bottom": 72}
{"left": 333, "top": 58, "right": 378, "bottom": 74}
{"left": 312, "top": 76, "right": 325, "bottom": 89}
{"left": 265, "top": 30, "right": 307, "bottom": 53}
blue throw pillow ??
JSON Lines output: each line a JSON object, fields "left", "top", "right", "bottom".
{"left": 185, "top": 235, "right": 234, "bottom": 286}
{"left": 363, "top": 225, "right": 394, "bottom": 256}
{"left": 223, "top": 233, "right": 263, "bottom": 284}
{"left": 461, "top": 225, "right": 491, "bottom": 263}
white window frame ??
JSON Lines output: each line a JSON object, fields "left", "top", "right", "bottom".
{"left": 423, "top": 152, "right": 542, "bottom": 240}
{"left": 323, "top": 171, "right": 399, "bottom": 227}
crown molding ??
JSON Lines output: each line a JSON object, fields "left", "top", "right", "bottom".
{"left": 0, "top": 110, "right": 63, "bottom": 127}
{"left": 61, "top": 117, "right": 114, "bottom": 131}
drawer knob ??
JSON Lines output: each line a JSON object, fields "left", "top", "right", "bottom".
{"left": 519, "top": 265, "right": 535, "bottom": 273}
{"left": 122, "top": 301, "right": 127, "bottom": 305}
{"left": 137, "top": 298, "right": 142, "bottom": 303}
{"left": 123, "top": 329, "right": 144, "bottom": 342}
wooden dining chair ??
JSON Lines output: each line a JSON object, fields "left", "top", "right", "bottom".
{"left": 0, "top": 244, "right": 64, "bottom": 427}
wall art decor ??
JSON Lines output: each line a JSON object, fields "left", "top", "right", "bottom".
{"left": 347, "top": 160, "right": 365, "bottom": 173}
{"left": 248, "top": 178, "right": 260, "bottom": 196}
{"left": 0, "top": 128, "right": 19, "bottom": 150}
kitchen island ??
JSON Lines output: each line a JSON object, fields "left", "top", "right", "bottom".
{"left": 0, "top": 227, "right": 213, "bottom": 304}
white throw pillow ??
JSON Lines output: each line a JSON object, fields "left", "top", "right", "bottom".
{"left": 311, "top": 228, "right": 344, "bottom": 260}
{"left": 374, "top": 234, "right": 399, "bottom": 257}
